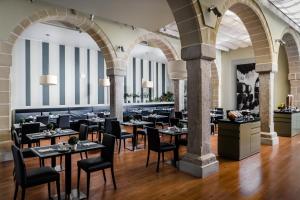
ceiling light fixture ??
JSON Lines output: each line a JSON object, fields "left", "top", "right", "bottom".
{"left": 208, "top": 6, "right": 222, "bottom": 17}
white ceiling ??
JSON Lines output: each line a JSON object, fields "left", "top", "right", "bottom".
{"left": 40, "top": 0, "right": 252, "bottom": 51}
{"left": 41, "top": 0, "right": 173, "bottom": 32}
{"left": 160, "top": 11, "right": 252, "bottom": 51}
{"left": 268, "top": 0, "right": 300, "bottom": 27}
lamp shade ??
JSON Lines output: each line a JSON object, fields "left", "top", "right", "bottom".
{"left": 40, "top": 75, "right": 57, "bottom": 85}
{"left": 142, "top": 80, "right": 153, "bottom": 88}
{"left": 167, "top": 60, "right": 187, "bottom": 80}
{"left": 99, "top": 78, "right": 110, "bottom": 87}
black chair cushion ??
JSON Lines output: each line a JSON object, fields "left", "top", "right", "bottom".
{"left": 159, "top": 142, "right": 176, "bottom": 152}
{"left": 121, "top": 132, "right": 134, "bottom": 139}
{"left": 78, "top": 157, "right": 112, "bottom": 172}
{"left": 26, "top": 167, "right": 59, "bottom": 187}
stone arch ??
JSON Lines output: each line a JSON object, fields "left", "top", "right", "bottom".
{"left": 216, "top": 1, "right": 274, "bottom": 71}
{"left": 211, "top": 62, "right": 219, "bottom": 108}
{"left": 280, "top": 28, "right": 300, "bottom": 107}
{"left": 124, "top": 32, "right": 179, "bottom": 62}
{"left": 0, "top": 8, "right": 118, "bottom": 143}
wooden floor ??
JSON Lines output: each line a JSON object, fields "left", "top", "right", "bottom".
{"left": 2, "top": 131, "right": 300, "bottom": 200}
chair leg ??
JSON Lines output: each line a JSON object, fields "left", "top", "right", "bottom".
{"left": 123, "top": 139, "right": 126, "bottom": 150}
{"left": 86, "top": 172, "right": 90, "bottom": 199}
{"left": 13, "top": 184, "right": 18, "bottom": 200}
{"left": 162, "top": 152, "right": 165, "bottom": 162}
{"left": 144, "top": 135, "right": 146, "bottom": 149}
{"left": 111, "top": 166, "right": 117, "bottom": 189}
{"left": 85, "top": 151, "right": 88, "bottom": 158}
{"left": 146, "top": 149, "right": 150, "bottom": 167}
{"left": 56, "top": 179, "right": 61, "bottom": 200}
{"left": 60, "top": 156, "right": 63, "bottom": 169}
{"left": 118, "top": 139, "right": 121, "bottom": 154}
{"left": 77, "top": 168, "right": 81, "bottom": 196}
{"left": 80, "top": 152, "right": 83, "bottom": 159}
{"left": 48, "top": 182, "right": 51, "bottom": 199}
{"left": 132, "top": 137, "right": 134, "bottom": 151}
{"left": 156, "top": 152, "right": 161, "bottom": 172}
{"left": 102, "top": 169, "right": 106, "bottom": 183}
{"left": 21, "top": 187, "right": 26, "bottom": 200}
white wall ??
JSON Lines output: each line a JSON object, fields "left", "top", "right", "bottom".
{"left": 217, "top": 47, "right": 255, "bottom": 111}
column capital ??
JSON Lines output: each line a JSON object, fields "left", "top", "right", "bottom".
{"left": 181, "top": 43, "right": 216, "bottom": 61}
{"left": 255, "top": 63, "right": 276, "bottom": 73}
{"left": 106, "top": 67, "right": 126, "bottom": 77}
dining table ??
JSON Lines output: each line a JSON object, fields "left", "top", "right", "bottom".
{"left": 159, "top": 127, "right": 188, "bottom": 167}
{"left": 142, "top": 114, "right": 168, "bottom": 121}
{"left": 27, "top": 129, "right": 79, "bottom": 170}
{"left": 121, "top": 120, "right": 153, "bottom": 150}
{"left": 31, "top": 140, "right": 105, "bottom": 200}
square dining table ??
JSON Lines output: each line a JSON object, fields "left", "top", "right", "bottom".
{"left": 31, "top": 141, "right": 105, "bottom": 200}
{"left": 159, "top": 128, "right": 188, "bottom": 167}
{"left": 121, "top": 120, "right": 153, "bottom": 150}
{"left": 27, "top": 129, "right": 79, "bottom": 169}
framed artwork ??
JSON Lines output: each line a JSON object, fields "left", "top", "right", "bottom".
{"left": 236, "top": 63, "right": 259, "bottom": 113}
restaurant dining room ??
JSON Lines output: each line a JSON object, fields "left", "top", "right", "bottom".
{"left": 2, "top": 0, "right": 300, "bottom": 200}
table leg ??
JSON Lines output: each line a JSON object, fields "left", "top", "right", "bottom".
{"left": 172, "top": 135, "right": 179, "bottom": 167}
{"left": 51, "top": 137, "right": 56, "bottom": 168}
{"left": 65, "top": 153, "right": 71, "bottom": 199}
{"left": 133, "top": 126, "right": 137, "bottom": 150}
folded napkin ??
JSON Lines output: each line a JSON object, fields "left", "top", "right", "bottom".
{"left": 82, "top": 142, "right": 96, "bottom": 146}
{"left": 38, "top": 148, "right": 55, "bottom": 153}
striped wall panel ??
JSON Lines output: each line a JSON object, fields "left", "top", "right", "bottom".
{"left": 12, "top": 39, "right": 106, "bottom": 108}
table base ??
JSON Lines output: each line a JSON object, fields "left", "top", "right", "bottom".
{"left": 51, "top": 189, "right": 87, "bottom": 200}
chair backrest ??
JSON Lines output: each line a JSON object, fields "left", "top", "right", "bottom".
{"left": 170, "top": 118, "right": 180, "bottom": 127}
{"left": 21, "top": 123, "right": 40, "bottom": 144}
{"left": 11, "top": 144, "right": 26, "bottom": 186}
{"left": 175, "top": 112, "right": 183, "bottom": 119}
{"left": 57, "top": 115, "right": 70, "bottom": 129}
{"left": 134, "top": 114, "right": 142, "bottom": 121}
{"left": 111, "top": 120, "right": 121, "bottom": 139}
{"left": 146, "top": 127, "right": 160, "bottom": 151}
{"left": 101, "top": 133, "right": 116, "bottom": 163}
{"left": 97, "top": 113, "right": 105, "bottom": 118}
{"left": 79, "top": 124, "right": 89, "bottom": 141}
{"left": 215, "top": 108, "right": 224, "bottom": 115}
{"left": 13, "top": 130, "right": 21, "bottom": 148}
{"left": 147, "top": 117, "right": 157, "bottom": 128}
{"left": 36, "top": 116, "right": 49, "bottom": 125}
{"left": 104, "top": 117, "right": 117, "bottom": 134}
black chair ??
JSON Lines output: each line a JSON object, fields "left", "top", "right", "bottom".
{"left": 156, "top": 112, "right": 170, "bottom": 129}
{"left": 175, "top": 112, "right": 183, "bottom": 120}
{"left": 170, "top": 118, "right": 180, "bottom": 127}
{"left": 20, "top": 123, "right": 40, "bottom": 148}
{"left": 79, "top": 124, "right": 89, "bottom": 159}
{"left": 111, "top": 120, "right": 134, "bottom": 153}
{"left": 146, "top": 127, "right": 176, "bottom": 172}
{"left": 12, "top": 144, "right": 61, "bottom": 200}
{"left": 57, "top": 115, "right": 70, "bottom": 129}
{"left": 103, "top": 117, "right": 117, "bottom": 135}
{"left": 13, "top": 130, "right": 36, "bottom": 159}
{"left": 36, "top": 116, "right": 49, "bottom": 126}
{"left": 136, "top": 117, "right": 156, "bottom": 149}
{"left": 77, "top": 134, "right": 117, "bottom": 199}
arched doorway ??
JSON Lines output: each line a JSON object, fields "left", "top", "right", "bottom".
{"left": 281, "top": 31, "right": 300, "bottom": 107}
{"left": 0, "top": 8, "right": 118, "bottom": 142}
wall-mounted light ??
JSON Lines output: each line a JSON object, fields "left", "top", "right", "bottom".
{"left": 116, "top": 46, "right": 125, "bottom": 52}
{"left": 208, "top": 6, "right": 222, "bottom": 17}
{"left": 275, "top": 39, "right": 286, "bottom": 46}
{"left": 142, "top": 80, "right": 153, "bottom": 88}
{"left": 40, "top": 75, "right": 57, "bottom": 85}
{"left": 99, "top": 78, "right": 110, "bottom": 87}
{"left": 89, "top": 14, "right": 95, "bottom": 21}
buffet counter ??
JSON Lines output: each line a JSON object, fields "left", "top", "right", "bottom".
{"left": 218, "top": 119, "right": 261, "bottom": 160}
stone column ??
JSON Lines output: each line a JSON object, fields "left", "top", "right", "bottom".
{"left": 107, "top": 68, "right": 125, "bottom": 121}
{"left": 173, "top": 79, "right": 184, "bottom": 111}
{"left": 179, "top": 44, "right": 219, "bottom": 178}
{"left": 259, "top": 72, "right": 279, "bottom": 145}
